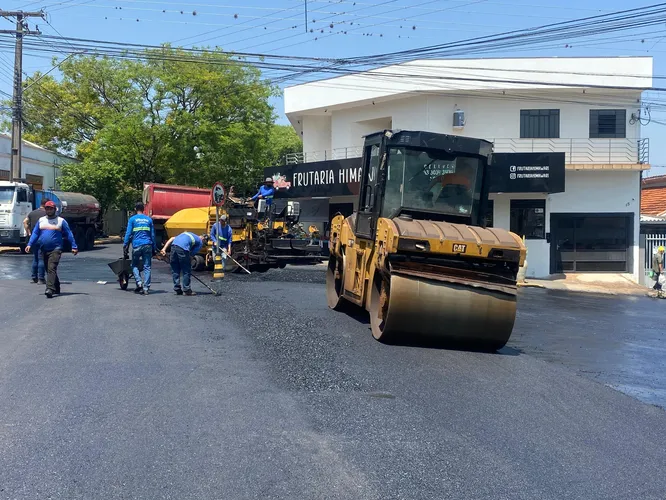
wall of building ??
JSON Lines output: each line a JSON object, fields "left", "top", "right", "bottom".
{"left": 302, "top": 115, "right": 331, "bottom": 156}
{"left": 0, "top": 136, "right": 75, "bottom": 190}
{"left": 490, "top": 170, "right": 641, "bottom": 279}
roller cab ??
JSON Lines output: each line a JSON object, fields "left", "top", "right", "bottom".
{"left": 327, "top": 130, "right": 526, "bottom": 350}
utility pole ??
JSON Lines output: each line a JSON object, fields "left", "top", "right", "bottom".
{"left": 0, "top": 9, "right": 43, "bottom": 181}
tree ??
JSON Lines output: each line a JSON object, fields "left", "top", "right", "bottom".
{"left": 8, "top": 47, "right": 289, "bottom": 207}
{"left": 266, "top": 124, "right": 303, "bottom": 166}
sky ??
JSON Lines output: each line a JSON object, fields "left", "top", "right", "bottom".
{"left": 1, "top": 0, "right": 665, "bottom": 175}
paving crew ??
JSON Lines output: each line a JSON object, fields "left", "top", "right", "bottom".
{"left": 24, "top": 200, "right": 78, "bottom": 298}
{"left": 653, "top": 245, "right": 665, "bottom": 297}
{"left": 160, "top": 231, "right": 205, "bottom": 296}
{"left": 251, "top": 177, "right": 275, "bottom": 207}
{"left": 123, "top": 202, "right": 157, "bottom": 295}
{"left": 210, "top": 214, "right": 233, "bottom": 264}
{"left": 23, "top": 198, "right": 47, "bottom": 284}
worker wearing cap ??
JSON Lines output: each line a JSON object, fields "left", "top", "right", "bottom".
{"left": 123, "top": 202, "right": 157, "bottom": 295}
{"left": 25, "top": 200, "right": 78, "bottom": 298}
{"left": 251, "top": 177, "right": 275, "bottom": 207}
{"left": 210, "top": 214, "right": 233, "bottom": 260}
{"left": 653, "top": 245, "right": 665, "bottom": 297}
{"left": 23, "top": 198, "right": 47, "bottom": 285}
{"left": 160, "top": 231, "right": 205, "bottom": 296}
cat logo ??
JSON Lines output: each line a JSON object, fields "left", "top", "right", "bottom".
{"left": 452, "top": 243, "right": 467, "bottom": 253}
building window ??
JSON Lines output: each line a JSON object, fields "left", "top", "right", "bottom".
{"left": 589, "top": 109, "right": 626, "bottom": 138}
{"left": 510, "top": 199, "right": 545, "bottom": 239}
{"left": 520, "top": 109, "right": 560, "bottom": 139}
{"left": 483, "top": 199, "right": 494, "bottom": 227}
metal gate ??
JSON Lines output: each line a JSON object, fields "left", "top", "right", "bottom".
{"left": 640, "top": 233, "right": 666, "bottom": 286}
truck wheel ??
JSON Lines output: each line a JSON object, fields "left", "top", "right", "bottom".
{"left": 85, "top": 228, "right": 95, "bottom": 251}
{"left": 192, "top": 254, "right": 206, "bottom": 272}
{"left": 74, "top": 227, "right": 85, "bottom": 251}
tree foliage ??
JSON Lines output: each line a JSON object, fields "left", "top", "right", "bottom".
{"left": 10, "top": 47, "right": 302, "bottom": 207}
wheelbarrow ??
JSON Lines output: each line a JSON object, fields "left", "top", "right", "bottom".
{"left": 108, "top": 255, "right": 143, "bottom": 290}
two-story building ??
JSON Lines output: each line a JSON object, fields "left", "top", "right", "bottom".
{"left": 280, "top": 56, "right": 652, "bottom": 281}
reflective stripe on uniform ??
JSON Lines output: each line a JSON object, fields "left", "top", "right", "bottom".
{"left": 133, "top": 226, "right": 151, "bottom": 232}
{"left": 185, "top": 232, "right": 196, "bottom": 245}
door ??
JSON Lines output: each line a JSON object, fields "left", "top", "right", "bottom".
{"left": 355, "top": 140, "right": 382, "bottom": 239}
{"left": 16, "top": 188, "right": 32, "bottom": 238}
{"left": 551, "top": 214, "right": 632, "bottom": 273}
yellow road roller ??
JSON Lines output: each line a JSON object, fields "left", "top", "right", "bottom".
{"left": 326, "top": 130, "right": 526, "bottom": 351}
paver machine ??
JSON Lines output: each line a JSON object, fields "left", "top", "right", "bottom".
{"left": 326, "top": 130, "right": 526, "bottom": 350}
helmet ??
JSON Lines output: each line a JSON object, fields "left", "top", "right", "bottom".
{"left": 659, "top": 246, "right": 665, "bottom": 252}
{"left": 265, "top": 177, "right": 274, "bottom": 183}
{"left": 220, "top": 214, "right": 227, "bottom": 221}
{"left": 45, "top": 200, "right": 56, "bottom": 209}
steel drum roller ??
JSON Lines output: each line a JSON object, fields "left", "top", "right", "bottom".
{"left": 370, "top": 273, "right": 517, "bottom": 349}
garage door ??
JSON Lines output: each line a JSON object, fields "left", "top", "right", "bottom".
{"left": 550, "top": 214, "right": 633, "bottom": 273}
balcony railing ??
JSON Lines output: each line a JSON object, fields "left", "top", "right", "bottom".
{"left": 285, "top": 138, "right": 649, "bottom": 166}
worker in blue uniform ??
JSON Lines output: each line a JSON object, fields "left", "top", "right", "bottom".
{"left": 210, "top": 214, "right": 233, "bottom": 263}
{"left": 123, "top": 202, "right": 157, "bottom": 295}
{"left": 25, "top": 200, "right": 78, "bottom": 298}
{"left": 251, "top": 177, "right": 275, "bottom": 207}
{"left": 160, "top": 231, "right": 205, "bottom": 296}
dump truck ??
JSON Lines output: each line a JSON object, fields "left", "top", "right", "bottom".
{"left": 143, "top": 183, "right": 212, "bottom": 246}
{"left": 326, "top": 130, "right": 526, "bottom": 351}
{"left": 0, "top": 181, "right": 101, "bottom": 251}
{"left": 163, "top": 192, "right": 322, "bottom": 272}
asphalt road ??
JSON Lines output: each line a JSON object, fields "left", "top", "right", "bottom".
{"left": 1, "top": 244, "right": 665, "bottom": 499}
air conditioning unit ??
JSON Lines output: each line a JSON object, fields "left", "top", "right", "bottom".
{"left": 453, "top": 109, "right": 465, "bottom": 128}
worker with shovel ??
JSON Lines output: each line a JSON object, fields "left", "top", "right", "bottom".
{"left": 210, "top": 213, "right": 233, "bottom": 268}
{"left": 160, "top": 231, "right": 205, "bottom": 296}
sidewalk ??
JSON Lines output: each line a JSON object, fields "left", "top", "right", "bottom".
{"left": 0, "top": 236, "right": 122, "bottom": 254}
{"left": 518, "top": 273, "right": 653, "bottom": 297}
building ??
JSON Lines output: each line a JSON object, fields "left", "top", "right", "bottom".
{"left": 0, "top": 133, "right": 76, "bottom": 190}
{"left": 641, "top": 174, "right": 666, "bottom": 218}
{"left": 277, "top": 56, "right": 652, "bottom": 281}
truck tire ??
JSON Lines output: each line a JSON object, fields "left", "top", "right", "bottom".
{"left": 74, "top": 227, "right": 85, "bottom": 251}
{"left": 85, "top": 228, "right": 95, "bottom": 251}
{"left": 192, "top": 254, "right": 206, "bottom": 272}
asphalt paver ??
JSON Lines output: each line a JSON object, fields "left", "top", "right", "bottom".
{"left": 0, "top": 244, "right": 665, "bottom": 499}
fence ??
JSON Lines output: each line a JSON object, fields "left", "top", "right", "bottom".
{"left": 640, "top": 233, "right": 666, "bottom": 287}
{"left": 286, "top": 138, "right": 649, "bottom": 166}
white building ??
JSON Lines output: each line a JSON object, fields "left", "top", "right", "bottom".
{"left": 0, "top": 133, "right": 76, "bottom": 190}
{"left": 282, "top": 57, "right": 652, "bottom": 281}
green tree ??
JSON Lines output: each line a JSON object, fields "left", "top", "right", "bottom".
{"left": 9, "top": 47, "right": 288, "bottom": 207}
{"left": 266, "top": 124, "right": 303, "bottom": 166}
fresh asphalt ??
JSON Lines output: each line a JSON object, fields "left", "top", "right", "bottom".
{"left": 0, "top": 244, "right": 665, "bottom": 499}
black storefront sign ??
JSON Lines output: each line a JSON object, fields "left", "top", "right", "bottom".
{"left": 265, "top": 152, "right": 565, "bottom": 198}
{"left": 488, "top": 152, "right": 565, "bottom": 194}
{"left": 265, "top": 158, "right": 363, "bottom": 199}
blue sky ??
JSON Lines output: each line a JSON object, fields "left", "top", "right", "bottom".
{"left": 1, "top": 0, "right": 665, "bottom": 174}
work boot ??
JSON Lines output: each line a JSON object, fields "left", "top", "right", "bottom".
{"left": 175, "top": 288, "right": 183, "bottom": 295}
{"left": 45, "top": 290, "right": 53, "bottom": 299}
{"left": 30, "top": 277, "right": 38, "bottom": 283}
{"left": 184, "top": 289, "right": 196, "bottom": 296}
{"left": 38, "top": 279, "right": 46, "bottom": 285}
{"left": 134, "top": 285, "right": 143, "bottom": 294}
{"left": 142, "top": 288, "right": 149, "bottom": 296}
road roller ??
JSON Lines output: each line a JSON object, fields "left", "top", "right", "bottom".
{"left": 326, "top": 130, "right": 526, "bottom": 351}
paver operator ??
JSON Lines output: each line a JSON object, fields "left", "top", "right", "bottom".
{"left": 210, "top": 214, "right": 232, "bottom": 262}
{"left": 653, "top": 245, "right": 665, "bottom": 296}
{"left": 123, "top": 202, "right": 157, "bottom": 295}
{"left": 23, "top": 198, "right": 47, "bottom": 285}
{"left": 251, "top": 177, "right": 275, "bottom": 207}
{"left": 24, "top": 200, "right": 78, "bottom": 298}
{"left": 160, "top": 231, "right": 205, "bottom": 296}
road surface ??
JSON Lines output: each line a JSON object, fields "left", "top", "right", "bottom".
{"left": 0, "top": 244, "right": 664, "bottom": 499}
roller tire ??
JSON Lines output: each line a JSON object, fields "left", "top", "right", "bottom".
{"left": 369, "top": 273, "right": 394, "bottom": 343}
{"left": 326, "top": 254, "right": 348, "bottom": 311}
{"left": 192, "top": 254, "right": 206, "bottom": 272}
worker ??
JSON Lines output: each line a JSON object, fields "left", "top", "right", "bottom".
{"left": 653, "top": 245, "right": 665, "bottom": 297}
{"left": 123, "top": 202, "right": 157, "bottom": 295}
{"left": 210, "top": 213, "right": 233, "bottom": 260}
{"left": 24, "top": 200, "right": 78, "bottom": 298}
{"left": 251, "top": 177, "right": 275, "bottom": 207}
{"left": 23, "top": 198, "right": 47, "bottom": 284}
{"left": 160, "top": 231, "right": 205, "bottom": 296}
